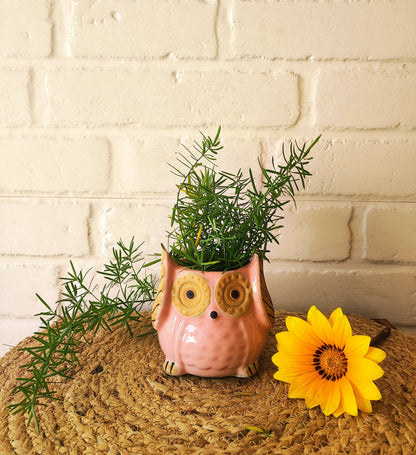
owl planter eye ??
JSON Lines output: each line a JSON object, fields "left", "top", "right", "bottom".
{"left": 171, "top": 273, "right": 211, "bottom": 317}
{"left": 215, "top": 272, "right": 253, "bottom": 317}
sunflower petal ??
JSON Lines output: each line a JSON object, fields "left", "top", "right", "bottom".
{"left": 332, "top": 314, "right": 352, "bottom": 348}
{"left": 272, "top": 351, "right": 315, "bottom": 375}
{"left": 307, "top": 306, "right": 335, "bottom": 345}
{"left": 273, "top": 369, "right": 297, "bottom": 383}
{"left": 338, "top": 377, "right": 358, "bottom": 416}
{"left": 347, "top": 378, "right": 382, "bottom": 401}
{"left": 365, "top": 346, "right": 386, "bottom": 364}
{"left": 305, "top": 378, "right": 327, "bottom": 409}
{"left": 329, "top": 307, "right": 344, "bottom": 326}
{"left": 332, "top": 407, "right": 345, "bottom": 418}
{"left": 285, "top": 315, "right": 323, "bottom": 347}
{"left": 350, "top": 382, "right": 373, "bottom": 413}
{"left": 321, "top": 381, "right": 341, "bottom": 416}
{"left": 275, "top": 331, "right": 315, "bottom": 356}
{"left": 356, "top": 395, "right": 373, "bottom": 414}
{"left": 344, "top": 335, "right": 370, "bottom": 358}
{"left": 272, "top": 351, "right": 314, "bottom": 368}
{"left": 271, "top": 352, "right": 280, "bottom": 366}
{"left": 288, "top": 372, "right": 319, "bottom": 399}
{"left": 348, "top": 357, "right": 384, "bottom": 381}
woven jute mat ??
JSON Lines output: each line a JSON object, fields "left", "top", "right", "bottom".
{"left": 0, "top": 311, "right": 415, "bottom": 454}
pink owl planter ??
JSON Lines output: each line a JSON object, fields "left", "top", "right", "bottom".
{"left": 151, "top": 252, "right": 274, "bottom": 378}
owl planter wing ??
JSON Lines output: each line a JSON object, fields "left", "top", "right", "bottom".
{"left": 151, "top": 252, "right": 274, "bottom": 378}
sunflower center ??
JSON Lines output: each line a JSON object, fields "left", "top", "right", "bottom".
{"left": 313, "top": 344, "right": 348, "bottom": 382}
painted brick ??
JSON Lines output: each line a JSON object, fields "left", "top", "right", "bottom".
{"left": 264, "top": 266, "right": 416, "bottom": 327}
{"left": 0, "top": 137, "right": 110, "bottom": 193}
{"left": 0, "top": 201, "right": 90, "bottom": 256}
{"left": 269, "top": 205, "right": 352, "bottom": 262}
{"left": 0, "top": 264, "right": 59, "bottom": 317}
{"left": 0, "top": 69, "right": 31, "bottom": 126}
{"left": 0, "top": 0, "right": 51, "bottom": 57}
{"left": 101, "top": 202, "right": 172, "bottom": 259}
{"left": 70, "top": 0, "right": 217, "bottom": 58}
{"left": 364, "top": 207, "right": 416, "bottom": 263}
{"left": 0, "top": 318, "right": 41, "bottom": 358}
{"left": 232, "top": 0, "right": 416, "bottom": 60}
{"left": 112, "top": 134, "right": 262, "bottom": 194}
{"left": 111, "top": 136, "right": 182, "bottom": 194}
{"left": 45, "top": 68, "right": 299, "bottom": 128}
{"left": 315, "top": 70, "right": 416, "bottom": 129}
{"left": 265, "top": 139, "right": 416, "bottom": 198}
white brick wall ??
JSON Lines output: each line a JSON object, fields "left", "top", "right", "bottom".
{"left": 364, "top": 207, "right": 416, "bottom": 263}
{"left": 232, "top": 0, "right": 416, "bottom": 60}
{"left": 0, "top": 137, "right": 110, "bottom": 193}
{"left": 0, "top": 69, "right": 31, "bottom": 125}
{"left": 269, "top": 204, "right": 352, "bottom": 262}
{"left": 315, "top": 69, "right": 416, "bottom": 129}
{"left": 302, "top": 139, "right": 416, "bottom": 198}
{"left": 70, "top": 0, "right": 218, "bottom": 58}
{"left": 0, "top": 201, "right": 90, "bottom": 256}
{"left": 1, "top": 0, "right": 416, "bottom": 357}
{"left": 44, "top": 68, "right": 299, "bottom": 127}
{"left": 0, "top": 0, "right": 51, "bottom": 57}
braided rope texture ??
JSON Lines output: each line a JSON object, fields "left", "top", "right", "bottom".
{"left": 1, "top": 311, "right": 415, "bottom": 454}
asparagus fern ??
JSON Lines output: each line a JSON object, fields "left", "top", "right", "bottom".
{"left": 167, "top": 127, "right": 320, "bottom": 270}
{"left": 10, "top": 239, "right": 156, "bottom": 432}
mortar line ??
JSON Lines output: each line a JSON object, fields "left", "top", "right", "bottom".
{"left": 0, "top": 194, "right": 415, "bottom": 205}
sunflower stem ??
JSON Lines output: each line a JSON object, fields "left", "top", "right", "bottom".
{"left": 370, "top": 327, "right": 391, "bottom": 347}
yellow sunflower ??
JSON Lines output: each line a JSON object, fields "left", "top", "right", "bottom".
{"left": 272, "top": 306, "right": 386, "bottom": 417}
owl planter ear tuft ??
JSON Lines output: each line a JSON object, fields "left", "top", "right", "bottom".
{"left": 152, "top": 252, "right": 274, "bottom": 378}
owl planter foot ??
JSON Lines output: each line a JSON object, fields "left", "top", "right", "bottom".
{"left": 163, "top": 360, "right": 181, "bottom": 376}
{"left": 152, "top": 252, "right": 274, "bottom": 378}
{"left": 237, "top": 361, "right": 259, "bottom": 378}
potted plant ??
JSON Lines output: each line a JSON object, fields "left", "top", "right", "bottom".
{"left": 152, "top": 127, "right": 319, "bottom": 377}
{"left": 10, "top": 127, "right": 319, "bottom": 429}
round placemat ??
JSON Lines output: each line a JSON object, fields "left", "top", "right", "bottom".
{"left": 1, "top": 311, "right": 415, "bottom": 454}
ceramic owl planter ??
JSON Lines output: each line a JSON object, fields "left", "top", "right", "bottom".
{"left": 151, "top": 252, "right": 274, "bottom": 378}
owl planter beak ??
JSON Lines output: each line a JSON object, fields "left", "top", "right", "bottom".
{"left": 151, "top": 252, "right": 274, "bottom": 378}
